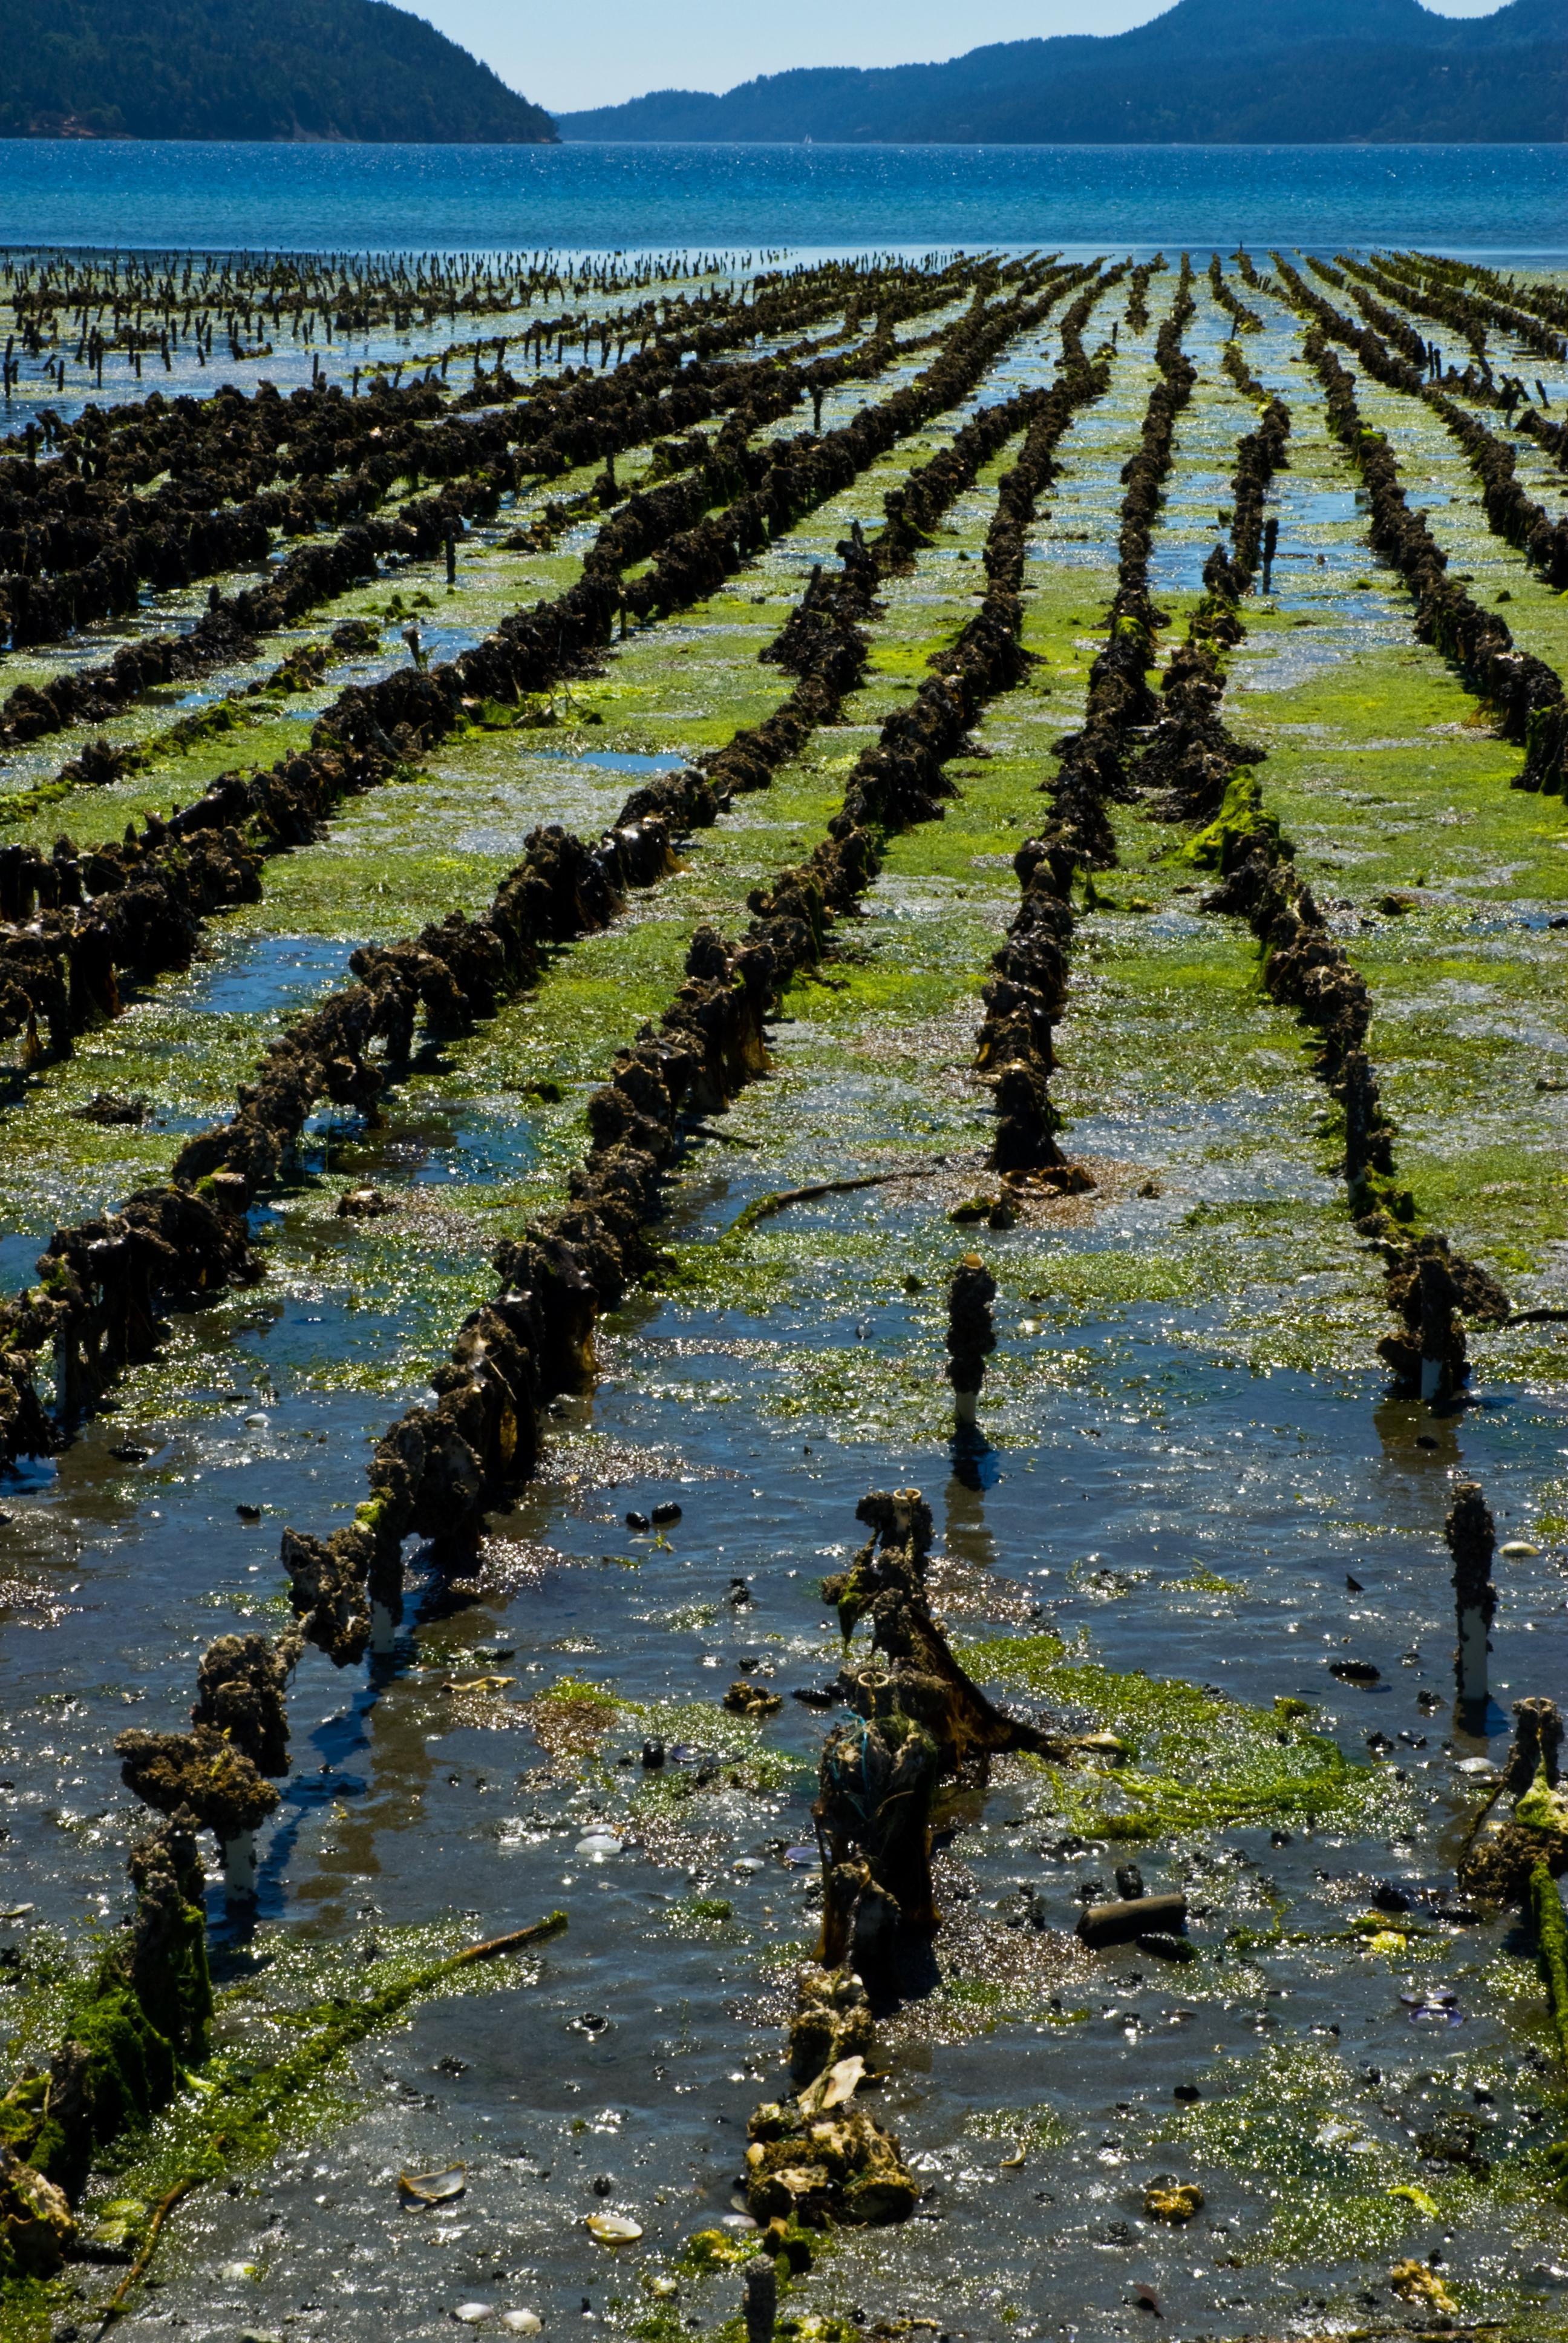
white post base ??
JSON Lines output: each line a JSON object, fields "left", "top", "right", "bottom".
{"left": 954, "top": 1389, "right": 978, "bottom": 1429}
{"left": 1420, "top": 1354, "right": 1444, "bottom": 1403}
{"left": 221, "top": 1829, "right": 258, "bottom": 1901}
{"left": 371, "top": 1601, "right": 397, "bottom": 1657}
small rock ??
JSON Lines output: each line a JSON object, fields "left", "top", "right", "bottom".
{"left": 723, "top": 1681, "right": 783, "bottom": 1717}
{"left": 1328, "top": 1658, "right": 1381, "bottom": 1685}
{"left": 1137, "top": 1932, "right": 1196, "bottom": 1964}
{"left": 72, "top": 1090, "right": 147, "bottom": 1126}
{"left": 640, "top": 1738, "right": 665, "bottom": 1769}
{"left": 236, "top": 1503, "right": 262, "bottom": 1522}
{"left": 1144, "top": 2182, "right": 1203, "bottom": 2223}
{"left": 625, "top": 1511, "right": 651, "bottom": 1533}
{"left": 651, "top": 1501, "right": 682, "bottom": 1525}
{"left": 337, "top": 1187, "right": 393, "bottom": 1219}
{"left": 591, "top": 2175, "right": 613, "bottom": 2197}
{"left": 109, "top": 1445, "right": 152, "bottom": 1465}
{"left": 1173, "top": 2084, "right": 1202, "bottom": 2102}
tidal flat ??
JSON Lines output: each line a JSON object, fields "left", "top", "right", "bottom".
{"left": 3, "top": 245, "right": 1568, "bottom": 2343}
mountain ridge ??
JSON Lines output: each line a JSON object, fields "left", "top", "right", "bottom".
{"left": 558, "top": 0, "right": 1567, "bottom": 144}
{"left": 0, "top": 0, "right": 558, "bottom": 143}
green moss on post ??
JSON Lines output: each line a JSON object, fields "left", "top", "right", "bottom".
{"left": 1532, "top": 1863, "right": 1568, "bottom": 2201}
{"left": 1180, "top": 770, "right": 1291, "bottom": 874}
{"left": 28, "top": 1988, "right": 177, "bottom": 2200}
{"left": 1534, "top": 1861, "right": 1568, "bottom": 2069}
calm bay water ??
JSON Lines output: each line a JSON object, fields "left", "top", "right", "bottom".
{"left": 1, "top": 137, "right": 1565, "bottom": 256}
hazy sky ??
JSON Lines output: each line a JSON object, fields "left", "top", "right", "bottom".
{"left": 407, "top": 0, "right": 1512, "bottom": 114}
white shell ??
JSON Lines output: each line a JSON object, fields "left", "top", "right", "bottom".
{"left": 586, "top": 2211, "right": 643, "bottom": 2243}
{"left": 576, "top": 1834, "right": 624, "bottom": 1858}
{"left": 454, "top": 2306, "right": 495, "bottom": 2325}
{"left": 501, "top": 2313, "right": 543, "bottom": 2335}
{"left": 399, "top": 2166, "right": 467, "bottom": 2204}
{"left": 1500, "top": 1540, "right": 1541, "bottom": 1557}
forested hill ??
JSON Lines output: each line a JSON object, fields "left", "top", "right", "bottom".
{"left": 0, "top": 0, "right": 559, "bottom": 142}
{"left": 559, "top": 0, "right": 1566, "bottom": 143}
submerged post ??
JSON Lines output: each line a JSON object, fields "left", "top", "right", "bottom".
{"left": 1446, "top": 1479, "right": 1497, "bottom": 1715}
{"left": 946, "top": 1253, "right": 996, "bottom": 1431}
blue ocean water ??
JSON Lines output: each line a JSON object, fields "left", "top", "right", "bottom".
{"left": 2, "top": 138, "right": 1565, "bottom": 257}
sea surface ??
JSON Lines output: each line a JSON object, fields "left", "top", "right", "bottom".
{"left": 2, "top": 137, "right": 1566, "bottom": 257}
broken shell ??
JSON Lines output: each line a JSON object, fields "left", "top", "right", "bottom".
{"left": 644, "top": 2275, "right": 679, "bottom": 2299}
{"left": 999, "top": 2142, "right": 1027, "bottom": 2170}
{"left": 586, "top": 2210, "right": 643, "bottom": 2244}
{"left": 399, "top": 2166, "right": 467, "bottom": 2205}
{"left": 818, "top": 2055, "right": 864, "bottom": 2110}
